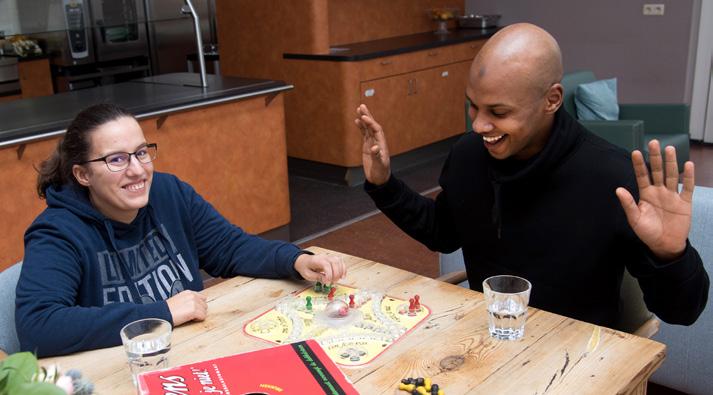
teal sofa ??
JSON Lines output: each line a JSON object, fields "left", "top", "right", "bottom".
{"left": 561, "top": 71, "right": 690, "bottom": 168}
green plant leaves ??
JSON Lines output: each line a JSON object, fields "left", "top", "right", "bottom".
{"left": 12, "top": 382, "right": 65, "bottom": 395}
{"left": 0, "top": 352, "right": 65, "bottom": 395}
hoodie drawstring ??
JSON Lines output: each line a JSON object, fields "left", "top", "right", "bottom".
{"left": 491, "top": 182, "right": 502, "bottom": 239}
{"left": 102, "top": 219, "right": 143, "bottom": 303}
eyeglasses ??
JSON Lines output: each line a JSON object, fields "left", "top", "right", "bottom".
{"left": 81, "top": 143, "right": 158, "bottom": 172}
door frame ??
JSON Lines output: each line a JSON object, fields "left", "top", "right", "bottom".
{"left": 690, "top": 0, "right": 713, "bottom": 141}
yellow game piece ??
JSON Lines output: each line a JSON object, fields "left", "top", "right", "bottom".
{"left": 398, "top": 383, "right": 415, "bottom": 392}
{"left": 416, "top": 386, "right": 428, "bottom": 395}
{"left": 438, "top": 390, "right": 444, "bottom": 395}
{"left": 424, "top": 377, "right": 432, "bottom": 391}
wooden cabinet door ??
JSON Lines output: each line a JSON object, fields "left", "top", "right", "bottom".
{"left": 359, "top": 71, "right": 418, "bottom": 155}
{"left": 359, "top": 60, "right": 471, "bottom": 156}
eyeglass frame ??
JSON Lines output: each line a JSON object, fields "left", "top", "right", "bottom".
{"left": 80, "top": 143, "right": 158, "bottom": 172}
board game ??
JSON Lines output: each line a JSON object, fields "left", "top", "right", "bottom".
{"left": 244, "top": 283, "right": 430, "bottom": 367}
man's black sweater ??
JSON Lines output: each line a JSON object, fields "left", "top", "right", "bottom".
{"left": 366, "top": 108, "right": 709, "bottom": 328}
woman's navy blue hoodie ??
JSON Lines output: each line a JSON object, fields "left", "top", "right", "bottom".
{"left": 16, "top": 172, "right": 305, "bottom": 357}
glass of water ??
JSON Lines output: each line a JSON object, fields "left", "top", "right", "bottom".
{"left": 120, "top": 318, "right": 172, "bottom": 386}
{"left": 483, "top": 275, "right": 532, "bottom": 340}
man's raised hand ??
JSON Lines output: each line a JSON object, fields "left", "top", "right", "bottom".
{"left": 355, "top": 104, "right": 391, "bottom": 185}
{"left": 616, "top": 140, "right": 695, "bottom": 261}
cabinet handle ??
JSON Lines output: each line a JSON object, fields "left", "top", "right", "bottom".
{"left": 380, "top": 60, "right": 392, "bottom": 65}
{"left": 408, "top": 79, "right": 418, "bottom": 95}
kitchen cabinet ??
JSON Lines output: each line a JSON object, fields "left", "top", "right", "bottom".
{"left": 359, "top": 40, "right": 482, "bottom": 156}
{"left": 361, "top": 58, "right": 473, "bottom": 157}
{"left": 0, "top": 56, "right": 53, "bottom": 102}
{"left": 18, "top": 58, "right": 53, "bottom": 98}
{"left": 281, "top": 40, "right": 484, "bottom": 173}
{"left": 217, "top": 0, "right": 494, "bottom": 183}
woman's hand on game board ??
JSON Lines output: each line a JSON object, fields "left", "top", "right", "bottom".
{"left": 295, "top": 254, "right": 347, "bottom": 284}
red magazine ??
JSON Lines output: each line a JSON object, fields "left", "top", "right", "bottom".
{"left": 137, "top": 340, "right": 359, "bottom": 395}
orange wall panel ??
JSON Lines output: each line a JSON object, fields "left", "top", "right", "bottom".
{"left": 0, "top": 138, "right": 60, "bottom": 270}
{"left": 140, "top": 95, "right": 291, "bottom": 234}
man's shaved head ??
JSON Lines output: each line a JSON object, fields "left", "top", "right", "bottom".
{"left": 466, "top": 23, "right": 565, "bottom": 160}
{"left": 473, "top": 23, "right": 563, "bottom": 97}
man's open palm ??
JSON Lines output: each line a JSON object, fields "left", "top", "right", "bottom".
{"left": 616, "top": 140, "right": 694, "bottom": 261}
{"left": 355, "top": 104, "right": 391, "bottom": 185}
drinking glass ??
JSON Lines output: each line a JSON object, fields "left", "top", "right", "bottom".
{"left": 483, "top": 275, "right": 532, "bottom": 340}
{"left": 120, "top": 318, "right": 172, "bottom": 386}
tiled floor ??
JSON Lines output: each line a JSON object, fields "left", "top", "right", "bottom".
{"left": 289, "top": 157, "right": 444, "bottom": 277}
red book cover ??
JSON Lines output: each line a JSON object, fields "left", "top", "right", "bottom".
{"left": 137, "top": 339, "right": 359, "bottom": 395}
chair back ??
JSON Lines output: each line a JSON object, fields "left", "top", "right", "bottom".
{"left": 0, "top": 262, "right": 22, "bottom": 355}
{"left": 561, "top": 70, "right": 596, "bottom": 117}
{"left": 616, "top": 268, "right": 656, "bottom": 335}
{"left": 652, "top": 186, "right": 713, "bottom": 393}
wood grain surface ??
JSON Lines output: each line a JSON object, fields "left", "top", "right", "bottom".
{"left": 38, "top": 247, "right": 665, "bottom": 394}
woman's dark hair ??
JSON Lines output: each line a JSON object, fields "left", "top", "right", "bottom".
{"left": 37, "top": 103, "right": 134, "bottom": 198}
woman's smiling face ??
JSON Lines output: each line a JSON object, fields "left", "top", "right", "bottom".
{"left": 73, "top": 116, "right": 154, "bottom": 223}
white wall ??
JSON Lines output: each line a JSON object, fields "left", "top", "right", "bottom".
{"left": 466, "top": 0, "right": 698, "bottom": 104}
{"left": 0, "top": 0, "right": 20, "bottom": 37}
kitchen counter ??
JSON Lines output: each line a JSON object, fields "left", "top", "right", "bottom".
{"left": 284, "top": 27, "right": 498, "bottom": 61}
{"left": 0, "top": 73, "right": 292, "bottom": 148}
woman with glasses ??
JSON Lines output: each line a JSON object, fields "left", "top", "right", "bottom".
{"left": 15, "top": 103, "right": 346, "bottom": 357}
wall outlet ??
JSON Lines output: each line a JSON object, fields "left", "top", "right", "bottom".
{"left": 643, "top": 3, "right": 665, "bottom": 16}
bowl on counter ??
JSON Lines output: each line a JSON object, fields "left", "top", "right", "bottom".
{"left": 456, "top": 14, "right": 501, "bottom": 29}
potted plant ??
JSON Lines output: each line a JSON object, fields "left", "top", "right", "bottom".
{"left": 0, "top": 352, "right": 93, "bottom": 395}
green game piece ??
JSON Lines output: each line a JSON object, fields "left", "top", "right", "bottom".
{"left": 306, "top": 296, "right": 312, "bottom": 311}
{"left": 315, "top": 282, "right": 322, "bottom": 292}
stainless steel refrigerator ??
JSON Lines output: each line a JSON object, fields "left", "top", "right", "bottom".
{"left": 144, "top": 0, "right": 216, "bottom": 75}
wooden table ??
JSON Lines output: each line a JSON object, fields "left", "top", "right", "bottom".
{"left": 39, "top": 247, "right": 665, "bottom": 394}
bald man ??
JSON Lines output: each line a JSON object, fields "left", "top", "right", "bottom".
{"left": 355, "top": 23, "right": 708, "bottom": 328}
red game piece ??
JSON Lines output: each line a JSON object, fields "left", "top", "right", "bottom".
{"left": 408, "top": 298, "right": 416, "bottom": 315}
{"left": 349, "top": 294, "right": 355, "bottom": 308}
{"left": 328, "top": 287, "right": 336, "bottom": 301}
{"left": 414, "top": 295, "right": 421, "bottom": 311}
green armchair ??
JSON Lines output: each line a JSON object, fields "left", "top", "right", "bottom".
{"left": 561, "top": 71, "right": 690, "bottom": 168}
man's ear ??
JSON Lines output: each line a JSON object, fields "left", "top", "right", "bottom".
{"left": 544, "top": 83, "right": 563, "bottom": 114}
{"left": 72, "top": 164, "right": 91, "bottom": 187}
